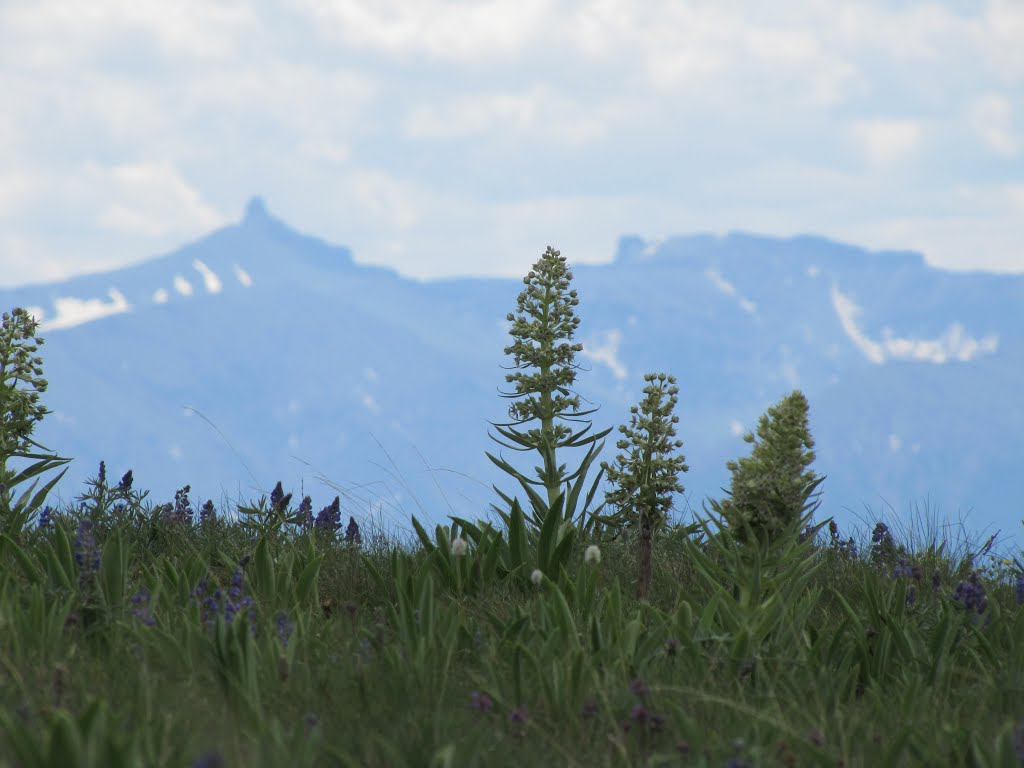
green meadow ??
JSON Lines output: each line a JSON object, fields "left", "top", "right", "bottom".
{"left": 0, "top": 249, "right": 1021, "bottom": 767}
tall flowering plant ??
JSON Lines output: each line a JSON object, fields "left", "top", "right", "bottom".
{"left": 487, "top": 247, "right": 612, "bottom": 533}
{"left": 0, "top": 308, "right": 70, "bottom": 537}
{"left": 600, "top": 373, "right": 689, "bottom": 598}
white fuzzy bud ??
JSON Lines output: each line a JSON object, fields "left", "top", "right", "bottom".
{"left": 530, "top": 569, "right": 544, "bottom": 587}
{"left": 451, "top": 537, "right": 468, "bottom": 557}
{"left": 584, "top": 545, "right": 601, "bottom": 565}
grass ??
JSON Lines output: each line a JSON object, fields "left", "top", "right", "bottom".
{"left": 1, "top": 257, "right": 1022, "bottom": 767}
{"left": 0, "top": 471, "right": 1021, "bottom": 767}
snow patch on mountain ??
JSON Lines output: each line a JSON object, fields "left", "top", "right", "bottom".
{"left": 705, "top": 267, "right": 757, "bottom": 314}
{"left": 40, "top": 288, "right": 130, "bottom": 331}
{"left": 193, "top": 260, "right": 222, "bottom": 294}
{"left": 581, "top": 329, "right": 628, "bottom": 381}
{"left": 830, "top": 284, "right": 999, "bottom": 364}
{"left": 174, "top": 275, "right": 193, "bottom": 296}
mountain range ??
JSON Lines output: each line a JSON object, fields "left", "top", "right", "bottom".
{"left": 3, "top": 197, "right": 1021, "bottom": 554}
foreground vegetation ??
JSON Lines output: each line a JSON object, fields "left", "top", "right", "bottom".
{"left": 1, "top": 247, "right": 1022, "bottom": 766}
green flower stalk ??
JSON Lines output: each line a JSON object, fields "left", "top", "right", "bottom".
{"left": 0, "top": 308, "right": 70, "bottom": 536}
{"left": 487, "top": 246, "right": 612, "bottom": 530}
{"left": 713, "top": 389, "right": 823, "bottom": 547}
{"left": 600, "top": 373, "right": 688, "bottom": 598}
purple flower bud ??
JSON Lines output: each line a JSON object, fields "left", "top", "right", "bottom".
{"left": 345, "top": 516, "right": 362, "bottom": 546}
{"left": 470, "top": 691, "right": 494, "bottom": 713}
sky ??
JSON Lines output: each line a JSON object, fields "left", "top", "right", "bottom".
{"left": 1, "top": 0, "right": 1022, "bottom": 288}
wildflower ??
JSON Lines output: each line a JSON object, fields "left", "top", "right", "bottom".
{"left": 584, "top": 544, "right": 601, "bottom": 565}
{"left": 314, "top": 497, "right": 341, "bottom": 532}
{"left": 581, "top": 700, "right": 599, "bottom": 719}
{"left": 130, "top": 588, "right": 156, "bottom": 627}
{"left": 893, "top": 557, "right": 913, "bottom": 579}
{"left": 508, "top": 705, "right": 529, "bottom": 724}
{"left": 345, "top": 515, "right": 361, "bottom": 545}
{"left": 269, "top": 481, "right": 290, "bottom": 510}
{"left": 839, "top": 538, "right": 858, "bottom": 559}
{"left": 303, "top": 712, "right": 318, "bottom": 732}
{"left": 275, "top": 611, "right": 295, "bottom": 647}
{"left": 1016, "top": 573, "right": 1024, "bottom": 605}
{"left": 806, "top": 728, "right": 825, "bottom": 747}
{"left": 530, "top": 569, "right": 543, "bottom": 587}
{"left": 74, "top": 520, "right": 100, "bottom": 578}
{"left": 470, "top": 691, "right": 494, "bottom": 713}
{"left": 665, "top": 638, "right": 679, "bottom": 657}
{"left": 117, "top": 470, "right": 133, "bottom": 492}
{"left": 451, "top": 537, "right": 468, "bottom": 557}
{"left": 192, "top": 564, "right": 256, "bottom": 633}
{"left": 192, "top": 753, "right": 225, "bottom": 768}
{"left": 37, "top": 505, "right": 53, "bottom": 530}
{"left": 297, "top": 496, "right": 313, "bottom": 530}
{"left": 932, "top": 570, "right": 942, "bottom": 592}
{"left": 906, "top": 585, "right": 917, "bottom": 607}
{"left": 952, "top": 572, "right": 988, "bottom": 617}
{"left": 200, "top": 500, "right": 216, "bottom": 526}
{"left": 630, "top": 703, "right": 649, "bottom": 724}
{"left": 628, "top": 678, "right": 651, "bottom": 699}
{"left": 871, "top": 522, "right": 892, "bottom": 546}
{"left": 166, "top": 485, "right": 193, "bottom": 525}
{"left": 97, "top": 461, "right": 106, "bottom": 487}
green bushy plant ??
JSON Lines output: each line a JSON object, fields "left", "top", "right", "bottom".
{"left": 600, "top": 373, "right": 689, "bottom": 598}
{"left": 712, "top": 389, "right": 823, "bottom": 548}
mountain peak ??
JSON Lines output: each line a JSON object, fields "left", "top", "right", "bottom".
{"left": 244, "top": 196, "right": 269, "bottom": 223}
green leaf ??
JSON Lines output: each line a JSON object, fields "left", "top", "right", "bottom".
{"left": 98, "top": 528, "right": 128, "bottom": 618}
{"left": 1, "top": 533, "right": 42, "bottom": 583}
{"left": 294, "top": 556, "right": 322, "bottom": 607}
{"left": 253, "top": 536, "right": 277, "bottom": 604}
{"left": 410, "top": 516, "right": 435, "bottom": 553}
{"left": 507, "top": 500, "right": 529, "bottom": 573}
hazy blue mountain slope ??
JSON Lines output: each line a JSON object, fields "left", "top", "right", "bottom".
{"left": 4, "top": 200, "right": 1021, "bottom": 551}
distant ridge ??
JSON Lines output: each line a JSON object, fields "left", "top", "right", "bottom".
{"left": 1, "top": 199, "right": 1019, "bottom": 553}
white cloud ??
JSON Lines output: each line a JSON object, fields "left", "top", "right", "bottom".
{"left": 90, "top": 162, "right": 223, "bottom": 237}
{"left": 153, "top": 288, "right": 168, "bottom": 304}
{"left": 0, "top": 0, "right": 255, "bottom": 68}
{"left": 849, "top": 119, "right": 923, "bottom": 168}
{"left": 405, "top": 85, "right": 617, "bottom": 146}
{"left": 889, "top": 434, "right": 901, "bottom": 452}
{"left": 233, "top": 265, "right": 252, "bottom": 287}
{"left": 970, "top": 94, "right": 1019, "bottom": 156}
{"left": 831, "top": 284, "right": 999, "bottom": 364}
{"left": 361, "top": 393, "right": 380, "bottom": 414}
{"left": 296, "top": 0, "right": 549, "bottom": 60}
{"left": 730, "top": 419, "right": 744, "bottom": 437}
{"left": 1, "top": 0, "right": 1024, "bottom": 289}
